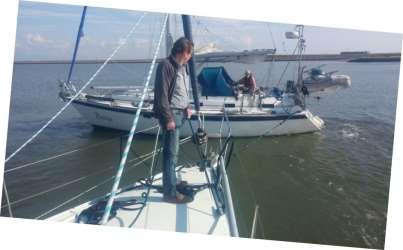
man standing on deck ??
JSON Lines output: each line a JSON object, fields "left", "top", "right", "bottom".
{"left": 153, "top": 37, "right": 193, "bottom": 204}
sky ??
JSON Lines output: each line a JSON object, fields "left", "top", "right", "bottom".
{"left": 14, "top": 1, "right": 403, "bottom": 61}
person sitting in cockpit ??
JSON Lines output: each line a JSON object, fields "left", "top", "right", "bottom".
{"left": 235, "top": 69, "right": 256, "bottom": 95}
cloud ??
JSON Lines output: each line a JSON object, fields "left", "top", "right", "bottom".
{"left": 26, "top": 33, "right": 53, "bottom": 45}
{"left": 80, "top": 36, "right": 95, "bottom": 45}
{"left": 15, "top": 32, "right": 72, "bottom": 60}
{"left": 21, "top": 9, "right": 77, "bottom": 19}
{"left": 15, "top": 2, "right": 401, "bottom": 61}
{"left": 51, "top": 41, "right": 71, "bottom": 50}
{"left": 118, "top": 38, "right": 127, "bottom": 46}
{"left": 239, "top": 35, "right": 254, "bottom": 49}
{"left": 24, "top": 32, "right": 71, "bottom": 50}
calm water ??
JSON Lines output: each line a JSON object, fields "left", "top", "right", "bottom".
{"left": 2, "top": 60, "right": 400, "bottom": 249}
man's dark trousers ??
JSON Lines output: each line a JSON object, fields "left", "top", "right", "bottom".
{"left": 161, "top": 109, "right": 185, "bottom": 197}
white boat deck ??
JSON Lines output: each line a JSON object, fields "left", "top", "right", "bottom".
{"left": 81, "top": 94, "right": 282, "bottom": 115}
{"left": 48, "top": 166, "right": 231, "bottom": 236}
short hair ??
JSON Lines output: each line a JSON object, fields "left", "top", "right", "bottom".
{"left": 171, "top": 37, "right": 194, "bottom": 56}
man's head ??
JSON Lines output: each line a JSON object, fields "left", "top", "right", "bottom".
{"left": 171, "top": 37, "right": 194, "bottom": 65}
{"left": 245, "top": 69, "right": 252, "bottom": 77}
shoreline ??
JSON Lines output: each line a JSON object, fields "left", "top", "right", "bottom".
{"left": 14, "top": 52, "right": 401, "bottom": 64}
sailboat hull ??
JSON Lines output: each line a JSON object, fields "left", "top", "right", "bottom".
{"left": 72, "top": 99, "right": 324, "bottom": 137}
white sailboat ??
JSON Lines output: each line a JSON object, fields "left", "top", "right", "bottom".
{"left": 69, "top": 89, "right": 324, "bottom": 137}
{"left": 59, "top": 16, "right": 350, "bottom": 137}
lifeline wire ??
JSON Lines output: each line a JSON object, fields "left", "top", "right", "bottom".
{"left": 100, "top": 14, "right": 168, "bottom": 225}
{"left": 3, "top": 136, "right": 191, "bottom": 211}
{"left": 2, "top": 182, "right": 13, "bottom": 217}
{"left": 127, "top": 126, "right": 161, "bottom": 227}
{"left": 34, "top": 149, "right": 156, "bottom": 219}
{"left": 5, "top": 125, "right": 158, "bottom": 174}
{"left": 5, "top": 13, "right": 146, "bottom": 164}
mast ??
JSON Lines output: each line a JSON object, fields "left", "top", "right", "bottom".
{"left": 181, "top": 15, "right": 201, "bottom": 112}
{"left": 66, "top": 6, "right": 87, "bottom": 84}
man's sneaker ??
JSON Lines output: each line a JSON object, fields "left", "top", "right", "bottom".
{"left": 163, "top": 192, "right": 193, "bottom": 204}
{"left": 175, "top": 181, "right": 195, "bottom": 198}
{"left": 176, "top": 180, "right": 188, "bottom": 188}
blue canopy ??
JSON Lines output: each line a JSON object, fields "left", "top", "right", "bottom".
{"left": 197, "top": 66, "right": 235, "bottom": 97}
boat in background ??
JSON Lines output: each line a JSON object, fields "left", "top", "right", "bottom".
{"left": 59, "top": 17, "right": 351, "bottom": 137}
{"left": 302, "top": 66, "right": 351, "bottom": 96}
{"left": 66, "top": 63, "right": 325, "bottom": 137}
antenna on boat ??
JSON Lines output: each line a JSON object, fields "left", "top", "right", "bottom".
{"left": 294, "top": 25, "right": 306, "bottom": 70}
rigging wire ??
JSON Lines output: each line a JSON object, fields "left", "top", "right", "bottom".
{"left": 221, "top": 102, "right": 266, "bottom": 237}
{"left": 192, "top": 16, "right": 210, "bottom": 51}
{"left": 33, "top": 154, "right": 153, "bottom": 220}
{"left": 194, "top": 17, "right": 241, "bottom": 52}
{"left": 128, "top": 126, "right": 161, "bottom": 227}
{"left": 233, "top": 152, "right": 266, "bottom": 238}
{"left": 225, "top": 110, "right": 299, "bottom": 238}
{"left": 2, "top": 165, "right": 112, "bottom": 209}
{"left": 233, "top": 153, "right": 258, "bottom": 222}
{"left": 35, "top": 137, "right": 191, "bottom": 220}
{"left": 4, "top": 125, "right": 158, "bottom": 174}
{"left": 262, "top": 23, "right": 277, "bottom": 86}
{"left": 4, "top": 13, "right": 147, "bottom": 164}
{"left": 216, "top": 111, "right": 300, "bottom": 238}
{"left": 276, "top": 42, "right": 299, "bottom": 87}
{"left": 266, "top": 23, "right": 277, "bottom": 49}
{"left": 257, "top": 210, "right": 267, "bottom": 239}
{"left": 2, "top": 136, "right": 191, "bottom": 211}
{"left": 35, "top": 176, "right": 113, "bottom": 219}
{"left": 241, "top": 111, "right": 299, "bottom": 153}
{"left": 2, "top": 183, "right": 13, "bottom": 217}
{"left": 265, "top": 55, "right": 277, "bottom": 86}
{"left": 100, "top": 14, "right": 168, "bottom": 225}
{"left": 174, "top": 14, "right": 179, "bottom": 40}
{"left": 148, "top": 127, "right": 161, "bottom": 178}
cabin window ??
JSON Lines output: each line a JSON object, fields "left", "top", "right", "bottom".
{"left": 224, "top": 103, "right": 236, "bottom": 108}
{"left": 261, "top": 104, "right": 274, "bottom": 108}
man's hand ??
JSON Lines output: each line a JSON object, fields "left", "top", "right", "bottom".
{"left": 185, "top": 108, "right": 192, "bottom": 119}
{"left": 166, "top": 120, "right": 175, "bottom": 131}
